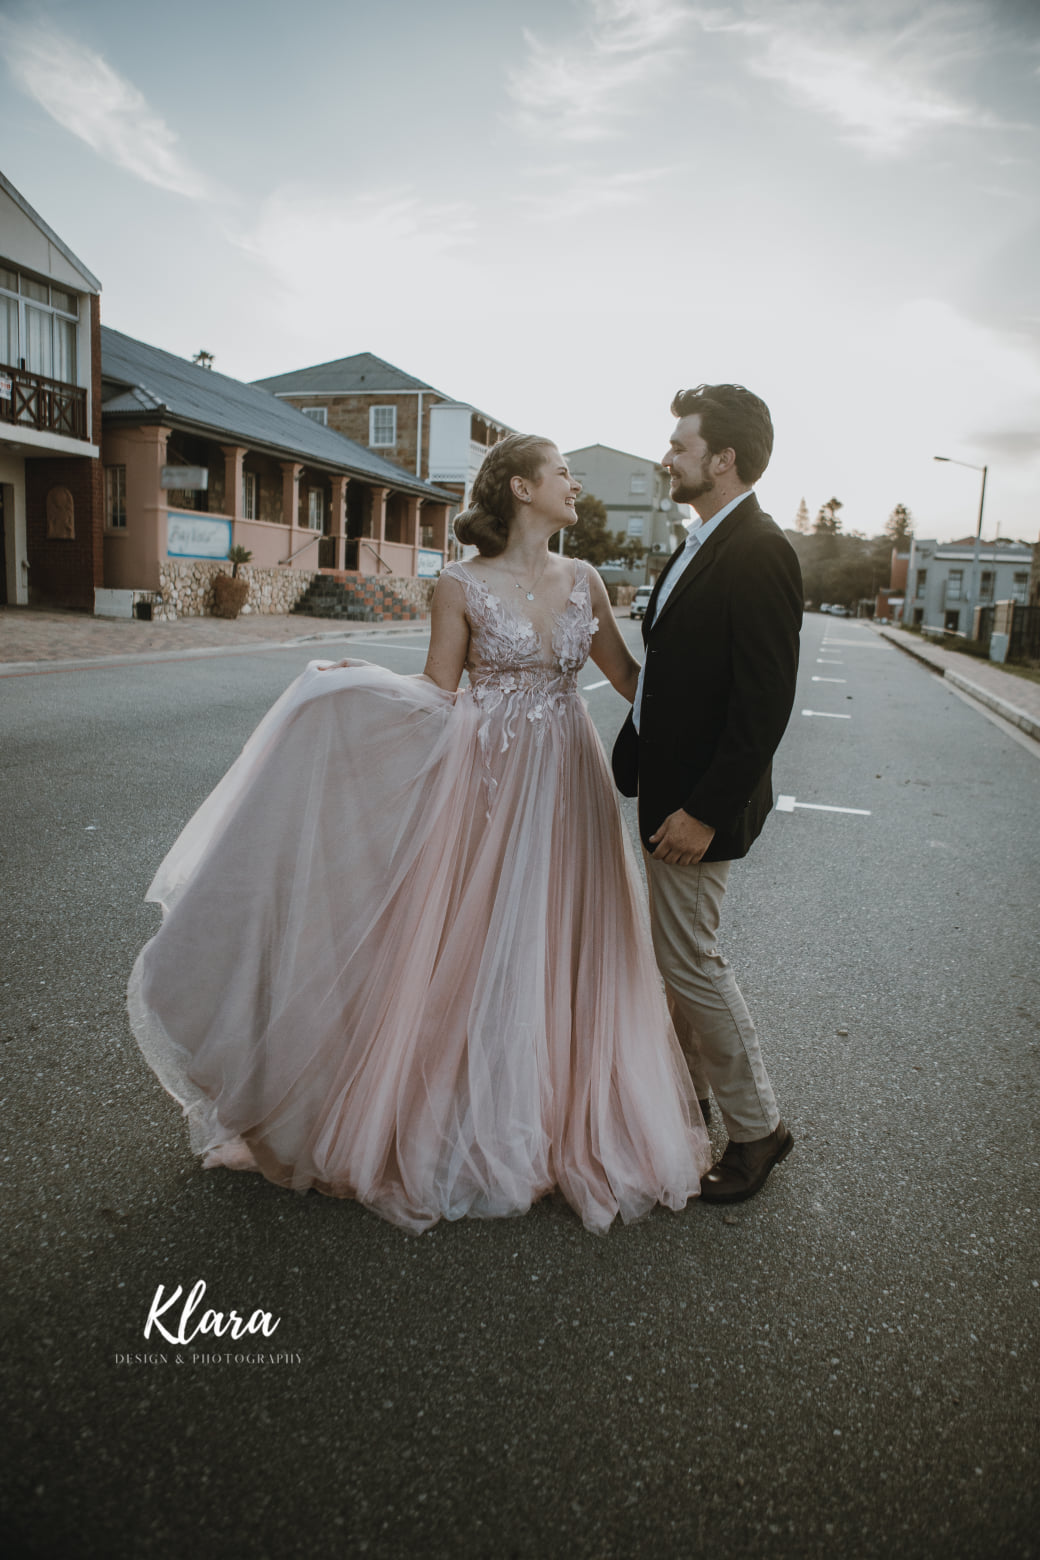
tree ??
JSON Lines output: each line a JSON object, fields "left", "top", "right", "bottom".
{"left": 794, "top": 497, "right": 811, "bottom": 534}
{"left": 554, "top": 494, "right": 647, "bottom": 569}
{"left": 885, "top": 503, "right": 913, "bottom": 546}
{"left": 192, "top": 350, "right": 214, "bottom": 370}
{"left": 813, "top": 496, "right": 843, "bottom": 534}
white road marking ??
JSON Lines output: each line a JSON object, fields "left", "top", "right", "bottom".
{"left": 801, "top": 709, "right": 851, "bottom": 719}
{"left": 582, "top": 678, "right": 610, "bottom": 691}
{"left": 812, "top": 675, "right": 847, "bottom": 683}
{"left": 817, "top": 658, "right": 843, "bottom": 664}
{"left": 776, "top": 795, "right": 871, "bottom": 816}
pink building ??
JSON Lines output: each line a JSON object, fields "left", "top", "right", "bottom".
{"left": 100, "top": 330, "right": 454, "bottom": 617}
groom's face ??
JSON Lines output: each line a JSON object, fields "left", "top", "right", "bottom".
{"left": 663, "top": 415, "right": 716, "bottom": 506}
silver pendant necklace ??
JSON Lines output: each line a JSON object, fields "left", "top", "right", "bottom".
{"left": 506, "top": 553, "right": 548, "bottom": 601}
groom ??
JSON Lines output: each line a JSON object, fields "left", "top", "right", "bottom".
{"left": 612, "top": 384, "right": 802, "bottom": 1203}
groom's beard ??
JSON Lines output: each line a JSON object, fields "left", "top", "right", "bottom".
{"left": 671, "top": 455, "right": 715, "bottom": 506}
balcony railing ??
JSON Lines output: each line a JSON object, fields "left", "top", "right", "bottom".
{"left": 0, "top": 361, "right": 88, "bottom": 441}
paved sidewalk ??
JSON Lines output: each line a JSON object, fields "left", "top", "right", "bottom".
{"left": 875, "top": 622, "right": 1040, "bottom": 741}
{"left": 0, "top": 605, "right": 427, "bottom": 667}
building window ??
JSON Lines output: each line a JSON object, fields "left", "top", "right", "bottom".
{"left": 629, "top": 474, "right": 648, "bottom": 495}
{"left": 915, "top": 570, "right": 926, "bottom": 597}
{"left": 1012, "top": 572, "right": 1029, "bottom": 604}
{"left": 946, "top": 569, "right": 963, "bottom": 601}
{"left": 308, "top": 489, "right": 324, "bottom": 530}
{"left": 370, "top": 406, "right": 396, "bottom": 447}
{"left": 0, "top": 263, "right": 78, "bottom": 382}
{"left": 302, "top": 406, "right": 327, "bottom": 426}
{"left": 944, "top": 609, "right": 960, "bottom": 632}
{"left": 105, "top": 466, "right": 126, "bottom": 529}
{"left": 243, "top": 471, "right": 258, "bottom": 520}
{"left": 979, "top": 570, "right": 994, "bottom": 602}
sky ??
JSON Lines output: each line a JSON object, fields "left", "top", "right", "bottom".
{"left": 1, "top": 0, "right": 1038, "bottom": 543}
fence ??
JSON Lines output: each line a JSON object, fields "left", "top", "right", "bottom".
{"left": 976, "top": 603, "right": 1039, "bottom": 663}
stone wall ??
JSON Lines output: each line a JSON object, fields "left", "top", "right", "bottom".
{"left": 153, "top": 561, "right": 434, "bottom": 620}
{"left": 154, "top": 561, "right": 318, "bottom": 621}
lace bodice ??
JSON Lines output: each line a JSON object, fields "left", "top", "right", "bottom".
{"left": 442, "top": 559, "right": 600, "bottom": 772}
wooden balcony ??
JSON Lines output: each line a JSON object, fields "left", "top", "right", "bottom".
{"left": 0, "top": 361, "right": 88, "bottom": 441}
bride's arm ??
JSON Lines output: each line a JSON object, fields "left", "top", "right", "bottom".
{"left": 421, "top": 573, "right": 471, "bottom": 691}
{"left": 586, "top": 568, "right": 641, "bottom": 702}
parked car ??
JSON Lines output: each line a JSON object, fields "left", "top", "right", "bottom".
{"left": 630, "top": 585, "right": 654, "bottom": 620}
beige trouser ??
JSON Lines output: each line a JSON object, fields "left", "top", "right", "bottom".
{"left": 643, "top": 852, "right": 780, "bottom": 1143}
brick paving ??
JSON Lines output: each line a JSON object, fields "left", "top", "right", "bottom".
{"left": 0, "top": 605, "right": 427, "bottom": 667}
{"left": 875, "top": 623, "right": 1040, "bottom": 741}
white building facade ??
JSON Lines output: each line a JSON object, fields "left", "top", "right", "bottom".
{"left": 902, "top": 538, "right": 1032, "bottom": 634}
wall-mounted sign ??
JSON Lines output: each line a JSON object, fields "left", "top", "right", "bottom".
{"left": 167, "top": 513, "right": 231, "bottom": 560}
{"left": 161, "top": 465, "right": 209, "bottom": 490}
{"left": 0, "top": 375, "right": 12, "bottom": 401}
{"left": 417, "top": 549, "right": 444, "bottom": 579}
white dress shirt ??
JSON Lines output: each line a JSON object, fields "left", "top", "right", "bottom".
{"left": 632, "top": 489, "right": 752, "bottom": 734}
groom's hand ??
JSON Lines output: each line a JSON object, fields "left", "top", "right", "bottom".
{"left": 649, "top": 809, "right": 716, "bottom": 865}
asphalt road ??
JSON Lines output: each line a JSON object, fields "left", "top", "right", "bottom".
{"left": 1, "top": 615, "right": 1038, "bottom": 1560}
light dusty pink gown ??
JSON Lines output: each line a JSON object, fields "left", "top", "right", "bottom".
{"left": 128, "top": 560, "right": 710, "bottom": 1232}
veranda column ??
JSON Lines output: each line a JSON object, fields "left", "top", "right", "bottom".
{"left": 405, "top": 494, "right": 422, "bottom": 575}
{"left": 329, "top": 475, "right": 347, "bottom": 571}
{"left": 280, "top": 461, "right": 303, "bottom": 566}
{"left": 370, "top": 486, "right": 388, "bottom": 572}
{"left": 221, "top": 446, "right": 246, "bottom": 532}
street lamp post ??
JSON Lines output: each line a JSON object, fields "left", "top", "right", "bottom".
{"left": 934, "top": 455, "right": 988, "bottom": 634}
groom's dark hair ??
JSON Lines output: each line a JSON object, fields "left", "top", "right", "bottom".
{"left": 670, "top": 384, "right": 773, "bottom": 485}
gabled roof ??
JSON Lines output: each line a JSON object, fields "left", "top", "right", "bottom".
{"left": 0, "top": 170, "right": 102, "bottom": 293}
{"left": 101, "top": 329, "right": 453, "bottom": 498}
{"left": 252, "top": 351, "right": 448, "bottom": 397}
{"left": 565, "top": 442, "right": 665, "bottom": 468}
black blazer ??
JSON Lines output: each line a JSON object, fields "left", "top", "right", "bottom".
{"left": 612, "top": 493, "right": 802, "bottom": 861}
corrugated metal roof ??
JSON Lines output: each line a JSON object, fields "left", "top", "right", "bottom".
{"left": 100, "top": 329, "right": 453, "bottom": 498}
{"left": 252, "top": 351, "right": 445, "bottom": 396}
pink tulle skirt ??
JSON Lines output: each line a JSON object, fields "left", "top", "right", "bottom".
{"left": 127, "top": 661, "right": 709, "bottom": 1232}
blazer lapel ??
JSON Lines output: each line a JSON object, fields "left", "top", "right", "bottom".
{"left": 650, "top": 493, "right": 760, "bottom": 629}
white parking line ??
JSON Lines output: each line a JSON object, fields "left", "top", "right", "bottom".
{"left": 801, "top": 709, "right": 851, "bottom": 719}
{"left": 812, "top": 676, "right": 847, "bottom": 683}
{"left": 582, "top": 678, "right": 610, "bottom": 691}
{"left": 776, "top": 795, "right": 871, "bottom": 816}
{"left": 817, "top": 658, "right": 844, "bottom": 664}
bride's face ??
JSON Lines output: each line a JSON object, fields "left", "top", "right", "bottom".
{"left": 521, "top": 447, "right": 582, "bottom": 527}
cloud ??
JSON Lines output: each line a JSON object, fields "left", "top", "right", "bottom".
{"left": 693, "top": 0, "right": 1026, "bottom": 156}
{"left": 233, "top": 185, "right": 477, "bottom": 335}
{"left": 507, "top": 0, "right": 690, "bottom": 142}
{"left": 0, "top": 16, "right": 220, "bottom": 199}
{"left": 512, "top": 164, "right": 670, "bottom": 221}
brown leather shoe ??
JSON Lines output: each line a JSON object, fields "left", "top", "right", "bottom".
{"left": 700, "top": 1121, "right": 793, "bottom": 1203}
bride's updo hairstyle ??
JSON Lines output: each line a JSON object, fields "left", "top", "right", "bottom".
{"left": 453, "top": 434, "right": 555, "bottom": 558}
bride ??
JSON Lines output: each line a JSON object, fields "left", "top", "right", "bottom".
{"left": 128, "top": 434, "right": 710, "bottom": 1233}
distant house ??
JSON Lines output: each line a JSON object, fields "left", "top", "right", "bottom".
{"left": 99, "top": 330, "right": 454, "bottom": 615}
{"left": 0, "top": 171, "right": 102, "bottom": 611}
{"left": 875, "top": 548, "right": 910, "bottom": 622}
{"left": 564, "top": 443, "right": 688, "bottom": 585}
{"left": 252, "top": 352, "right": 514, "bottom": 515}
{"left": 902, "top": 537, "right": 1032, "bottom": 634}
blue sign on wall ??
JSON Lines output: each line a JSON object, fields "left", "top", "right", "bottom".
{"left": 167, "top": 513, "right": 233, "bottom": 560}
{"left": 417, "top": 549, "right": 444, "bottom": 579}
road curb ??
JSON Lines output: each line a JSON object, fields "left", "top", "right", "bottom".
{"left": 943, "top": 670, "right": 1040, "bottom": 741}
{"left": 877, "top": 627, "right": 1040, "bottom": 742}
